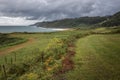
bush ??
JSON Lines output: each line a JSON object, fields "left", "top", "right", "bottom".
{"left": 7, "top": 63, "right": 30, "bottom": 76}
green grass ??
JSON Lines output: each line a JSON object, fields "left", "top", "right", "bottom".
{"left": 0, "top": 30, "right": 81, "bottom": 80}
{"left": 0, "top": 27, "right": 120, "bottom": 80}
{"left": 66, "top": 34, "right": 120, "bottom": 80}
{"left": 0, "top": 31, "right": 73, "bottom": 64}
{"left": 0, "top": 34, "right": 27, "bottom": 50}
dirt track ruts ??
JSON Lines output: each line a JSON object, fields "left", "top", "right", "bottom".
{"left": 0, "top": 38, "right": 35, "bottom": 55}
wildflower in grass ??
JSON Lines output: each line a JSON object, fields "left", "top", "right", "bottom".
{"left": 61, "top": 56, "right": 65, "bottom": 60}
{"left": 47, "top": 56, "right": 53, "bottom": 62}
{"left": 47, "top": 67, "right": 53, "bottom": 71}
{"left": 45, "top": 57, "right": 53, "bottom": 64}
{"left": 27, "top": 73, "right": 39, "bottom": 80}
{"left": 19, "top": 73, "right": 39, "bottom": 80}
{"left": 46, "top": 38, "right": 64, "bottom": 50}
{"left": 53, "top": 63, "right": 59, "bottom": 69}
{"left": 44, "top": 61, "right": 48, "bottom": 66}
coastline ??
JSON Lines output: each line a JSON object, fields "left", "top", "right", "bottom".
{"left": 50, "top": 28, "right": 70, "bottom": 31}
{"left": 0, "top": 26, "right": 71, "bottom": 33}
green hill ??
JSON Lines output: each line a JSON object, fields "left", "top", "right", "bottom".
{"left": 100, "top": 11, "right": 120, "bottom": 27}
{"left": 33, "top": 11, "right": 120, "bottom": 28}
{"left": 33, "top": 17, "right": 107, "bottom": 28}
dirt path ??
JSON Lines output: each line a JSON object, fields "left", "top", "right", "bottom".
{"left": 0, "top": 38, "right": 35, "bottom": 55}
{"left": 61, "top": 43, "right": 75, "bottom": 72}
{"left": 53, "top": 42, "right": 76, "bottom": 80}
{"left": 53, "top": 35, "right": 90, "bottom": 80}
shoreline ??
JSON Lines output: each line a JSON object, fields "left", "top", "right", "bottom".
{"left": 50, "top": 28, "right": 70, "bottom": 31}
{"left": 0, "top": 26, "right": 71, "bottom": 33}
{"left": 36, "top": 26, "right": 71, "bottom": 31}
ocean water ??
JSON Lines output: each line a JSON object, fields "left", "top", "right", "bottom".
{"left": 0, "top": 26, "right": 66, "bottom": 33}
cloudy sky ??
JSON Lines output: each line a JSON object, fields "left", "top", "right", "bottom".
{"left": 0, "top": 0, "right": 120, "bottom": 25}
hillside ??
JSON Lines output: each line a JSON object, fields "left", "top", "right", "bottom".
{"left": 33, "top": 11, "right": 120, "bottom": 28}
{"left": 33, "top": 17, "right": 108, "bottom": 28}
{"left": 100, "top": 11, "right": 120, "bottom": 27}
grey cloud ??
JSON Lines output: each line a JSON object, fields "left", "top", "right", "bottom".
{"left": 0, "top": 0, "right": 120, "bottom": 21}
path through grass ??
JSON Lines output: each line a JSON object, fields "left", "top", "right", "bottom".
{"left": 66, "top": 34, "right": 120, "bottom": 80}
{"left": 0, "top": 38, "right": 35, "bottom": 55}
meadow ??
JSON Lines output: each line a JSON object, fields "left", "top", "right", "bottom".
{"left": 0, "top": 27, "right": 120, "bottom": 80}
{"left": 0, "top": 33, "right": 27, "bottom": 50}
{"left": 66, "top": 34, "right": 120, "bottom": 80}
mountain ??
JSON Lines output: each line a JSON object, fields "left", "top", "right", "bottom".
{"left": 33, "top": 17, "right": 108, "bottom": 28}
{"left": 100, "top": 11, "right": 120, "bottom": 27}
{"left": 33, "top": 11, "right": 120, "bottom": 28}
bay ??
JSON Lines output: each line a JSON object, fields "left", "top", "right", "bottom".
{"left": 0, "top": 26, "right": 66, "bottom": 33}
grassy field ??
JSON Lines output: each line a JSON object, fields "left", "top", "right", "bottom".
{"left": 0, "top": 31, "right": 73, "bottom": 64}
{"left": 0, "top": 27, "right": 120, "bottom": 80}
{"left": 66, "top": 34, "right": 120, "bottom": 80}
{"left": 0, "top": 30, "right": 81, "bottom": 80}
{"left": 0, "top": 34, "right": 27, "bottom": 50}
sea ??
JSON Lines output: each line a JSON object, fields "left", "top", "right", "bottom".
{"left": 0, "top": 26, "right": 67, "bottom": 33}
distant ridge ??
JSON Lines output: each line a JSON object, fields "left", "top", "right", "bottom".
{"left": 100, "top": 11, "right": 120, "bottom": 27}
{"left": 33, "top": 11, "right": 120, "bottom": 28}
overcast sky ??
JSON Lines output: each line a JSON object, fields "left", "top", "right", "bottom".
{"left": 0, "top": 0, "right": 120, "bottom": 25}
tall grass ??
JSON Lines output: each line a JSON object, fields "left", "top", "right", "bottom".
{"left": 0, "top": 27, "right": 120, "bottom": 80}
